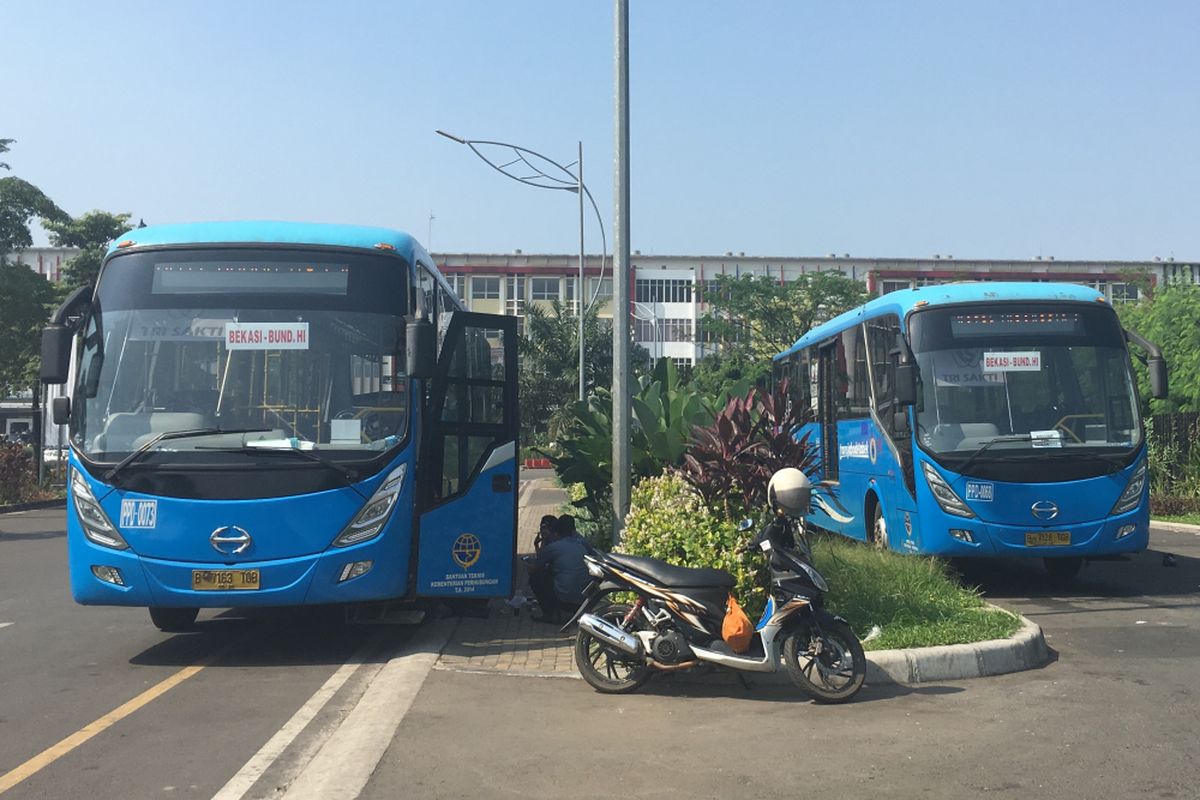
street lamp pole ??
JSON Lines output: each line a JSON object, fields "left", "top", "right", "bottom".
{"left": 435, "top": 130, "right": 607, "bottom": 403}
{"left": 612, "top": 0, "right": 631, "bottom": 546}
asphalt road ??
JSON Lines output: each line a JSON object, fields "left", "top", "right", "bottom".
{"left": 0, "top": 507, "right": 415, "bottom": 800}
{"left": 361, "top": 527, "right": 1200, "bottom": 800}
{"left": 3, "top": 506, "right": 1197, "bottom": 800}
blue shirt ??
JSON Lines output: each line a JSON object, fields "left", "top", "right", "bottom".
{"left": 534, "top": 534, "right": 590, "bottom": 604}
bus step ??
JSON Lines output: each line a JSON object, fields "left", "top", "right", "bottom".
{"left": 345, "top": 602, "right": 427, "bottom": 625}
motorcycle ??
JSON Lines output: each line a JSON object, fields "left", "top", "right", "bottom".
{"left": 566, "top": 468, "right": 866, "bottom": 703}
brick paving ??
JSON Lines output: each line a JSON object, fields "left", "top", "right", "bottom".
{"left": 435, "top": 474, "right": 579, "bottom": 677}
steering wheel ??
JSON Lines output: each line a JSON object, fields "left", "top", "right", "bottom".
{"left": 1053, "top": 417, "right": 1085, "bottom": 444}
{"left": 333, "top": 408, "right": 390, "bottom": 442}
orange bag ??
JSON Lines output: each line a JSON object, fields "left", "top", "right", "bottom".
{"left": 722, "top": 593, "right": 753, "bottom": 654}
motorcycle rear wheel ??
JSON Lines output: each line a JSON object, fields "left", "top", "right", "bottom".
{"left": 782, "top": 617, "right": 866, "bottom": 703}
{"left": 574, "top": 602, "right": 652, "bottom": 694}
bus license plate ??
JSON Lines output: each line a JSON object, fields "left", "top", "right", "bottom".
{"left": 192, "top": 569, "right": 260, "bottom": 591}
{"left": 1025, "top": 532, "right": 1070, "bottom": 547}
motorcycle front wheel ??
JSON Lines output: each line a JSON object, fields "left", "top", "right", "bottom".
{"left": 782, "top": 617, "right": 866, "bottom": 704}
{"left": 574, "top": 602, "right": 652, "bottom": 694}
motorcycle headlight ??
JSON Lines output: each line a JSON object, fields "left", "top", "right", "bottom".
{"left": 922, "top": 462, "right": 976, "bottom": 519}
{"left": 333, "top": 464, "right": 407, "bottom": 547}
{"left": 71, "top": 468, "right": 127, "bottom": 550}
{"left": 1109, "top": 461, "right": 1147, "bottom": 516}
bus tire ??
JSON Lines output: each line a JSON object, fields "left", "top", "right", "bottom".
{"left": 148, "top": 606, "right": 199, "bottom": 632}
{"left": 870, "top": 503, "right": 889, "bottom": 551}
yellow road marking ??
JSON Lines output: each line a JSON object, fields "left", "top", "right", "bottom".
{"left": 0, "top": 651, "right": 222, "bottom": 795}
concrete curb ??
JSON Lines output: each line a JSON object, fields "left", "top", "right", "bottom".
{"left": 861, "top": 614, "right": 1047, "bottom": 685}
{"left": 1150, "top": 519, "right": 1200, "bottom": 534}
{"left": 0, "top": 498, "right": 66, "bottom": 515}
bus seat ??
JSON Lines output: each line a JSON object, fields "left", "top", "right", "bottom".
{"left": 94, "top": 412, "right": 207, "bottom": 452}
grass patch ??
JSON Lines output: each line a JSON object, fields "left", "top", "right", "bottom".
{"left": 812, "top": 535, "right": 1020, "bottom": 651}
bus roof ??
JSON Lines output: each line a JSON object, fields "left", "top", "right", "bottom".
{"left": 776, "top": 281, "right": 1110, "bottom": 360}
{"left": 105, "top": 221, "right": 427, "bottom": 262}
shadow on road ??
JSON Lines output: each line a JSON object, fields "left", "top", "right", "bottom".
{"left": 0, "top": 528, "right": 66, "bottom": 541}
{"left": 951, "top": 547, "right": 1200, "bottom": 602}
{"left": 128, "top": 606, "right": 417, "bottom": 669}
{"left": 629, "top": 669, "right": 967, "bottom": 703}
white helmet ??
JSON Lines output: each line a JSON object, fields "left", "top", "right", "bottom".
{"left": 767, "top": 468, "right": 812, "bottom": 518}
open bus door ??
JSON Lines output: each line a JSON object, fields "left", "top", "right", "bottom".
{"left": 413, "top": 312, "right": 519, "bottom": 599}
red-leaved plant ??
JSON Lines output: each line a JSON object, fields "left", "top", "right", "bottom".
{"left": 679, "top": 380, "right": 818, "bottom": 517}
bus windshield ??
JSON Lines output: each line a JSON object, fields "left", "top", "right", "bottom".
{"left": 907, "top": 303, "right": 1141, "bottom": 466}
{"left": 74, "top": 248, "right": 410, "bottom": 462}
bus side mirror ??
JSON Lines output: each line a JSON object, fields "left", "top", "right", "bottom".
{"left": 1149, "top": 357, "right": 1168, "bottom": 400}
{"left": 41, "top": 325, "right": 73, "bottom": 385}
{"left": 52, "top": 396, "right": 71, "bottom": 426}
{"left": 895, "top": 363, "right": 918, "bottom": 406}
{"left": 406, "top": 320, "right": 435, "bottom": 379}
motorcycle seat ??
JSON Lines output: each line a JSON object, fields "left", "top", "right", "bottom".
{"left": 607, "top": 553, "right": 736, "bottom": 589}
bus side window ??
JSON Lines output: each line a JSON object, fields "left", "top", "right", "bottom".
{"left": 416, "top": 264, "right": 437, "bottom": 323}
{"left": 837, "top": 325, "right": 870, "bottom": 419}
{"left": 866, "top": 315, "right": 903, "bottom": 433}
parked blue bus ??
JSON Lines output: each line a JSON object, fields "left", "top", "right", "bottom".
{"left": 773, "top": 282, "right": 1167, "bottom": 577}
{"left": 41, "top": 222, "right": 519, "bottom": 630}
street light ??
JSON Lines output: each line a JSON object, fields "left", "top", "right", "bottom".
{"left": 436, "top": 130, "right": 608, "bottom": 401}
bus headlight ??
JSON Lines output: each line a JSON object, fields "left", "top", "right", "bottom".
{"left": 333, "top": 464, "right": 407, "bottom": 547}
{"left": 922, "top": 462, "right": 976, "bottom": 519}
{"left": 71, "top": 469, "right": 128, "bottom": 550}
{"left": 1109, "top": 461, "right": 1147, "bottom": 516}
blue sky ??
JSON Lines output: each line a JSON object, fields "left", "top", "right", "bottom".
{"left": 5, "top": 1, "right": 1198, "bottom": 260}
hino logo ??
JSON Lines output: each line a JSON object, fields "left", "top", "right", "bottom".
{"left": 210, "top": 525, "right": 252, "bottom": 556}
{"left": 1031, "top": 501, "right": 1059, "bottom": 521}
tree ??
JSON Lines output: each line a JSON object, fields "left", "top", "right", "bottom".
{"left": 0, "top": 139, "right": 68, "bottom": 263}
{"left": 0, "top": 259, "right": 57, "bottom": 397}
{"left": 0, "top": 138, "right": 13, "bottom": 171}
{"left": 518, "top": 299, "right": 648, "bottom": 446}
{"left": 45, "top": 210, "right": 133, "bottom": 289}
{"left": 694, "top": 270, "right": 867, "bottom": 391}
{"left": 1118, "top": 284, "right": 1200, "bottom": 413}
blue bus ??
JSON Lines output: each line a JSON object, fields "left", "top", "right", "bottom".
{"left": 773, "top": 282, "right": 1167, "bottom": 577}
{"left": 41, "top": 222, "right": 519, "bottom": 630}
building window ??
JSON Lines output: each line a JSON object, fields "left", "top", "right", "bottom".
{"left": 1110, "top": 282, "right": 1140, "bottom": 304}
{"left": 879, "top": 279, "right": 911, "bottom": 295}
{"left": 635, "top": 318, "right": 693, "bottom": 342}
{"left": 505, "top": 277, "right": 526, "bottom": 317}
{"left": 636, "top": 278, "right": 693, "bottom": 303}
{"left": 530, "top": 277, "right": 560, "bottom": 301}
{"left": 564, "top": 277, "right": 578, "bottom": 313}
{"left": 448, "top": 275, "right": 467, "bottom": 300}
{"left": 588, "top": 277, "right": 613, "bottom": 303}
{"left": 472, "top": 276, "right": 500, "bottom": 300}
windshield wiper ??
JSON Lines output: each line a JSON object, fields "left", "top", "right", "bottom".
{"left": 195, "top": 444, "right": 366, "bottom": 497}
{"left": 956, "top": 434, "right": 1032, "bottom": 474}
{"left": 104, "top": 427, "right": 271, "bottom": 486}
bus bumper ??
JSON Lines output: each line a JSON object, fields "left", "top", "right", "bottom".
{"left": 68, "top": 535, "right": 411, "bottom": 607}
{"left": 919, "top": 510, "right": 1150, "bottom": 557}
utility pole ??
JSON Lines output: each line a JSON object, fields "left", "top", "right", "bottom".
{"left": 612, "top": 0, "right": 631, "bottom": 546}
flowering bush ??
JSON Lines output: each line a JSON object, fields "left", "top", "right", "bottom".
{"left": 621, "top": 473, "right": 769, "bottom": 617}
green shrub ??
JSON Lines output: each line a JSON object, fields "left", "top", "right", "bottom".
{"left": 0, "top": 443, "right": 34, "bottom": 505}
{"left": 1151, "top": 494, "right": 1200, "bottom": 517}
{"left": 621, "top": 473, "right": 770, "bottom": 617}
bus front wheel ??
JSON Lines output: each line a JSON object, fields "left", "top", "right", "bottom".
{"left": 149, "top": 606, "right": 199, "bottom": 632}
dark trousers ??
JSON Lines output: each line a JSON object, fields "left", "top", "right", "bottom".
{"left": 527, "top": 568, "right": 563, "bottom": 620}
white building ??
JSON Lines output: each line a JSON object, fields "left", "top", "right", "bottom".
{"left": 435, "top": 251, "right": 1194, "bottom": 368}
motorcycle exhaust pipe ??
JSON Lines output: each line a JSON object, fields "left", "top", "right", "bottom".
{"left": 578, "top": 613, "right": 643, "bottom": 657}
